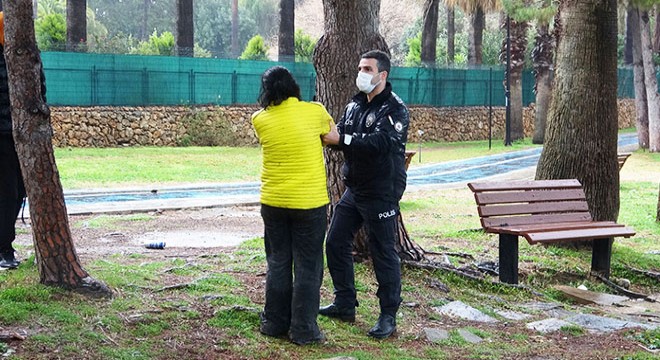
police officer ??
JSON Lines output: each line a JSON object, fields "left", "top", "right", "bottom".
{"left": 319, "top": 50, "right": 409, "bottom": 339}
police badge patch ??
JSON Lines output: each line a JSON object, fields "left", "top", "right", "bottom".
{"left": 394, "top": 121, "right": 404, "bottom": 133}
{"left": 365, "top": 113, "right": 375, "bottom": 127}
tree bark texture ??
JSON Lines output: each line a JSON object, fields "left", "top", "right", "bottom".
{"left": 502, "top": 16, "right": 528, "bottom": 142}
{"left": 421, "top": 0, "right": 439, "bottom": 68}
{"left": 531, "top": 24, "right": 554, "bottom": 144}
{"left": 624, "top": 7, "right": 634, "bottom": 65}
{"left": 176, "top": 0, "right": 194, "bottom": 57}
{"left": 657, "top": 182, "right": 659, "bottom": 222}
{"left": 313, "top": 0, "right": 424, "bottom": 261}
{"left": 639, "top": 10, "right": 660, "bottom": 152}
{"left": 536, "top": 0, "right": 620, "bottom": 226}
{"left": 3, "top": 0, "right": 110, "bottom": 297}
{"left": 66, "top": 0, "right": 87, "bottom": 52}
{"left": 631, "top": 8, "right": 649, "bottom": 149}
{"left": 468, "top": 6, "right": 484, "bottom": 66}
{"left": 654, "top": 7, "right": 660, "bottom": 54}
{"left": 447, "top": 6, "right": 455, "bottom": 65}
{"left": 278, "top": 0, "right": 295, "bottom": 62}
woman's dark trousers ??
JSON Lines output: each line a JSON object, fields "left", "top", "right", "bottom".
{"left": 260, "top": 204, "right": 326, "bottom": 342}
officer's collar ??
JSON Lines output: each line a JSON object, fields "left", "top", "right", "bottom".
{"left": 353, "top": 82, "right": 392, "bottom": 107}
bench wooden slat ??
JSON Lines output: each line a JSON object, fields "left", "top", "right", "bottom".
{"left": 525, "top": 227, "right": 636, "bottom": 244}
{"left": 478, "top": 201, "right": 589, "bottom": 217}
{"left": 482, "top": 212, "right": 592, "bottom": 228}
{"left": 489, "top": 221, "right": 622, "bottom": 233}
{"left": 474, "top": 188, "right": 586, "bottom": 205}
{"left": 468, "top": 179, "right": 582, "bottom": 192}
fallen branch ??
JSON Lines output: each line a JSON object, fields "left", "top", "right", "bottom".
{"left": 592, "top": 273, "right": 655, "bottom": 302}
{"left": 625, "top": 266, "right": 660, "bottom": 281}
{"left": 402, "top": 260, "right": 543, "bottom": 296}
{"left": 423, "top": 251, "right": 475, "bottom": 260}
{"left": 153, "top": 276, "right": 212, "bottom": 293}
{"left": 0, "top": 331, "right": 26, "bottom": 342}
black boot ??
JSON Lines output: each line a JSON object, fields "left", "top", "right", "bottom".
{"left": 318, "top": 303, "right": 355, "bottom": 322}
{"left": 367, "top": 314, "right": 396, "bottom": 339}
{"left": 0, "top": 251, "right": 19, "bottom": 269}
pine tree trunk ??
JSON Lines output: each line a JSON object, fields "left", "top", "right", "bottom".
{"left": 536, "top": 0, "right": 619, "bottom": 244}
{"left": 447, "top": 6, "right": 455, "bottom": 65}
{"left": 66, "top": 0, "right": 87, "bottom": 52}
{"left": 639, "top": 10, "right": 660, "bottom": 152}
{"left": 657, "top": 183, "right": 660, "bottom": 222}
{"left": 421, "top": 0, "right": 439, "bottom": 68}
{"left": 278, "top": 0, "right": 295, "bottom": 62}
{"left": 468, "top": 6, "right": 484, "bottom": 66}
{"left": 631, "top": 8, "right": 649, "bottom": 149}
{"left": 624, "top": 7, "right": 635, "bottom": 65}
{"left": 4, "top": 0, "right": 110, "bottom": 297}
{"left": 313, "top": 0, "right": 424, "bottom": 261}
{"left": 176, "top": 0, "right": 194, "bottom": 57}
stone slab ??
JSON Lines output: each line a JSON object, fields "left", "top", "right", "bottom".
{"left": 526, "top": 318, "right": 574, "bottom": 333}
{"left": 457, "top": 328, "right": 483, "bottom": 343}
{"left": 423, "top": 328, "right": 450, "bottom": 343}
{"left": 553, "top": 285, "right": 629, "bottom": 306}
{"left": 433, "top": 301, "right": 498, "bottom": 323}
{"left": 565, "top": 313, "right": 656, "bottom": 332}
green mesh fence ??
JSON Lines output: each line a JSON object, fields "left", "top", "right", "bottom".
{"left": 41, "top": 52, "right": 637, "bottom": 107}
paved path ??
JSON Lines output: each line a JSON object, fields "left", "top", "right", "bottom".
{"left": 48, "top": 133, "right": 639, "bottom": 215}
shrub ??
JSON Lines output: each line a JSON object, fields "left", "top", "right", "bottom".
{"left": 239, "top": 35, "right": 269, "bottom": 61}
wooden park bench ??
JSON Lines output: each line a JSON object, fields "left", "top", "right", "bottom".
{"left": 618, "top": 153, "right": 631, "bottom": 171}
{"left": 467, "top": 179, "right": 635, "bottom": 284}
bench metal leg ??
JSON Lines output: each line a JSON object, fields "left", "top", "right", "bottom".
{"left": 591, "top": 238, "right": 613, "bottom": 278}
{"left": 499, "top": 234, "right": 519, "bottom": 284}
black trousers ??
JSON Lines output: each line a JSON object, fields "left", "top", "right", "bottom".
{"left": 0, "top": 134, "right": 25, "bottom": 254}
{"left": 325, "top": 189, "right": 402, "bottom": 317}
{"left": 260, "top": 203, "right": 326, "bottom": 341}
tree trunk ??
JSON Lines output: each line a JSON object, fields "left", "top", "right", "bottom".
{"left": 536, "top": 0, "right": 619, "bottom": 233}
{"left": 278, "top": 0, "right": 295, "bottom": 62}
{"left": 624, "top": 7, "right": 634, "bottom": 65}
{"left": 531, "top": 24, "right": 554, "bottom": 144}
{"left": 657, "top": 183, "right": 660, "bottom": 222}
{"left": 4, "top": 0, "right": 110, "bottom": 297}
{"left": 506, "top": 16, "right": 529, "bottom": 142}
{"left": 231, "top": 0, "right": 239, "bottom": 58}
{"left": 447, "top": 6, "right": 455, "bottom": 65}
{"left": 176, "top": 0, "right": 194, "bottom": 57}
{"left": 421, "top": 0, "right": 439, "bottom": 68}
{"left": 631, "top": 8, "right": 649, "bottom": 149}
{"left": 468, "top": 6, "right": 484, "bottom": 66}
{"left": 639, "top": 10, "right": 660, "bottom": 152}
{"left": 313, "top": 0, "right": 424, "bottom": 261}
{"left": 66, "top": 0, "right": 86, "bottom": 52}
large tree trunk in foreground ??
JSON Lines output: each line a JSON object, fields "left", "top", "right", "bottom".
{"left": 176, "top": 0, "right": 194, "bottom": 57}
{"left": 4, "top": 0, "right": 110, "bottom": 297}
{"left": 66, "top": 0, "right": 87, "bottom": 52}
{"left": 639, "top": 10, "right": 660, "bottom": 152}
{"left": 313, "top": 0, "right": 424, "bottom": 261}
{"left": 631, "top": 8, "right": 649, "bottom": 149}
{"left": 536, "top": 0, "right": 619, "bottom": 238}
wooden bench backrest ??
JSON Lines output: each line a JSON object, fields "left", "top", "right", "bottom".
{"left": 468, "top": 179, "right": 593, "bottom": 229}
{"left": 618, "top": 153, "right": 631, "bottom": 171}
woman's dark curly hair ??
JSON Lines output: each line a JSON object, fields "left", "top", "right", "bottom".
{"left": 257, "top": 66, "right": 301, "bottom": 108}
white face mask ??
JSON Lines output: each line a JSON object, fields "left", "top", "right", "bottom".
{"left": 355, "top": 71, "right": 381, "bottom": 94}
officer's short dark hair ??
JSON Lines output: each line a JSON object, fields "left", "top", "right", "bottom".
{"left": 361, "top": 50, "right": 391, "bottom": 74}
{"left": 257, "top": 66, "right": 301, "bottom": 108}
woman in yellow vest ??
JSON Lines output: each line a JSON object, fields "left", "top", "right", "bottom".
{"left": 252, "top": 66, "right": 336, "bottom": 345}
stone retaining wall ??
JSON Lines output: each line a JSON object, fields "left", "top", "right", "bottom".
{"left": 50, "top": 99, "right": 636, "bottom": 147}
